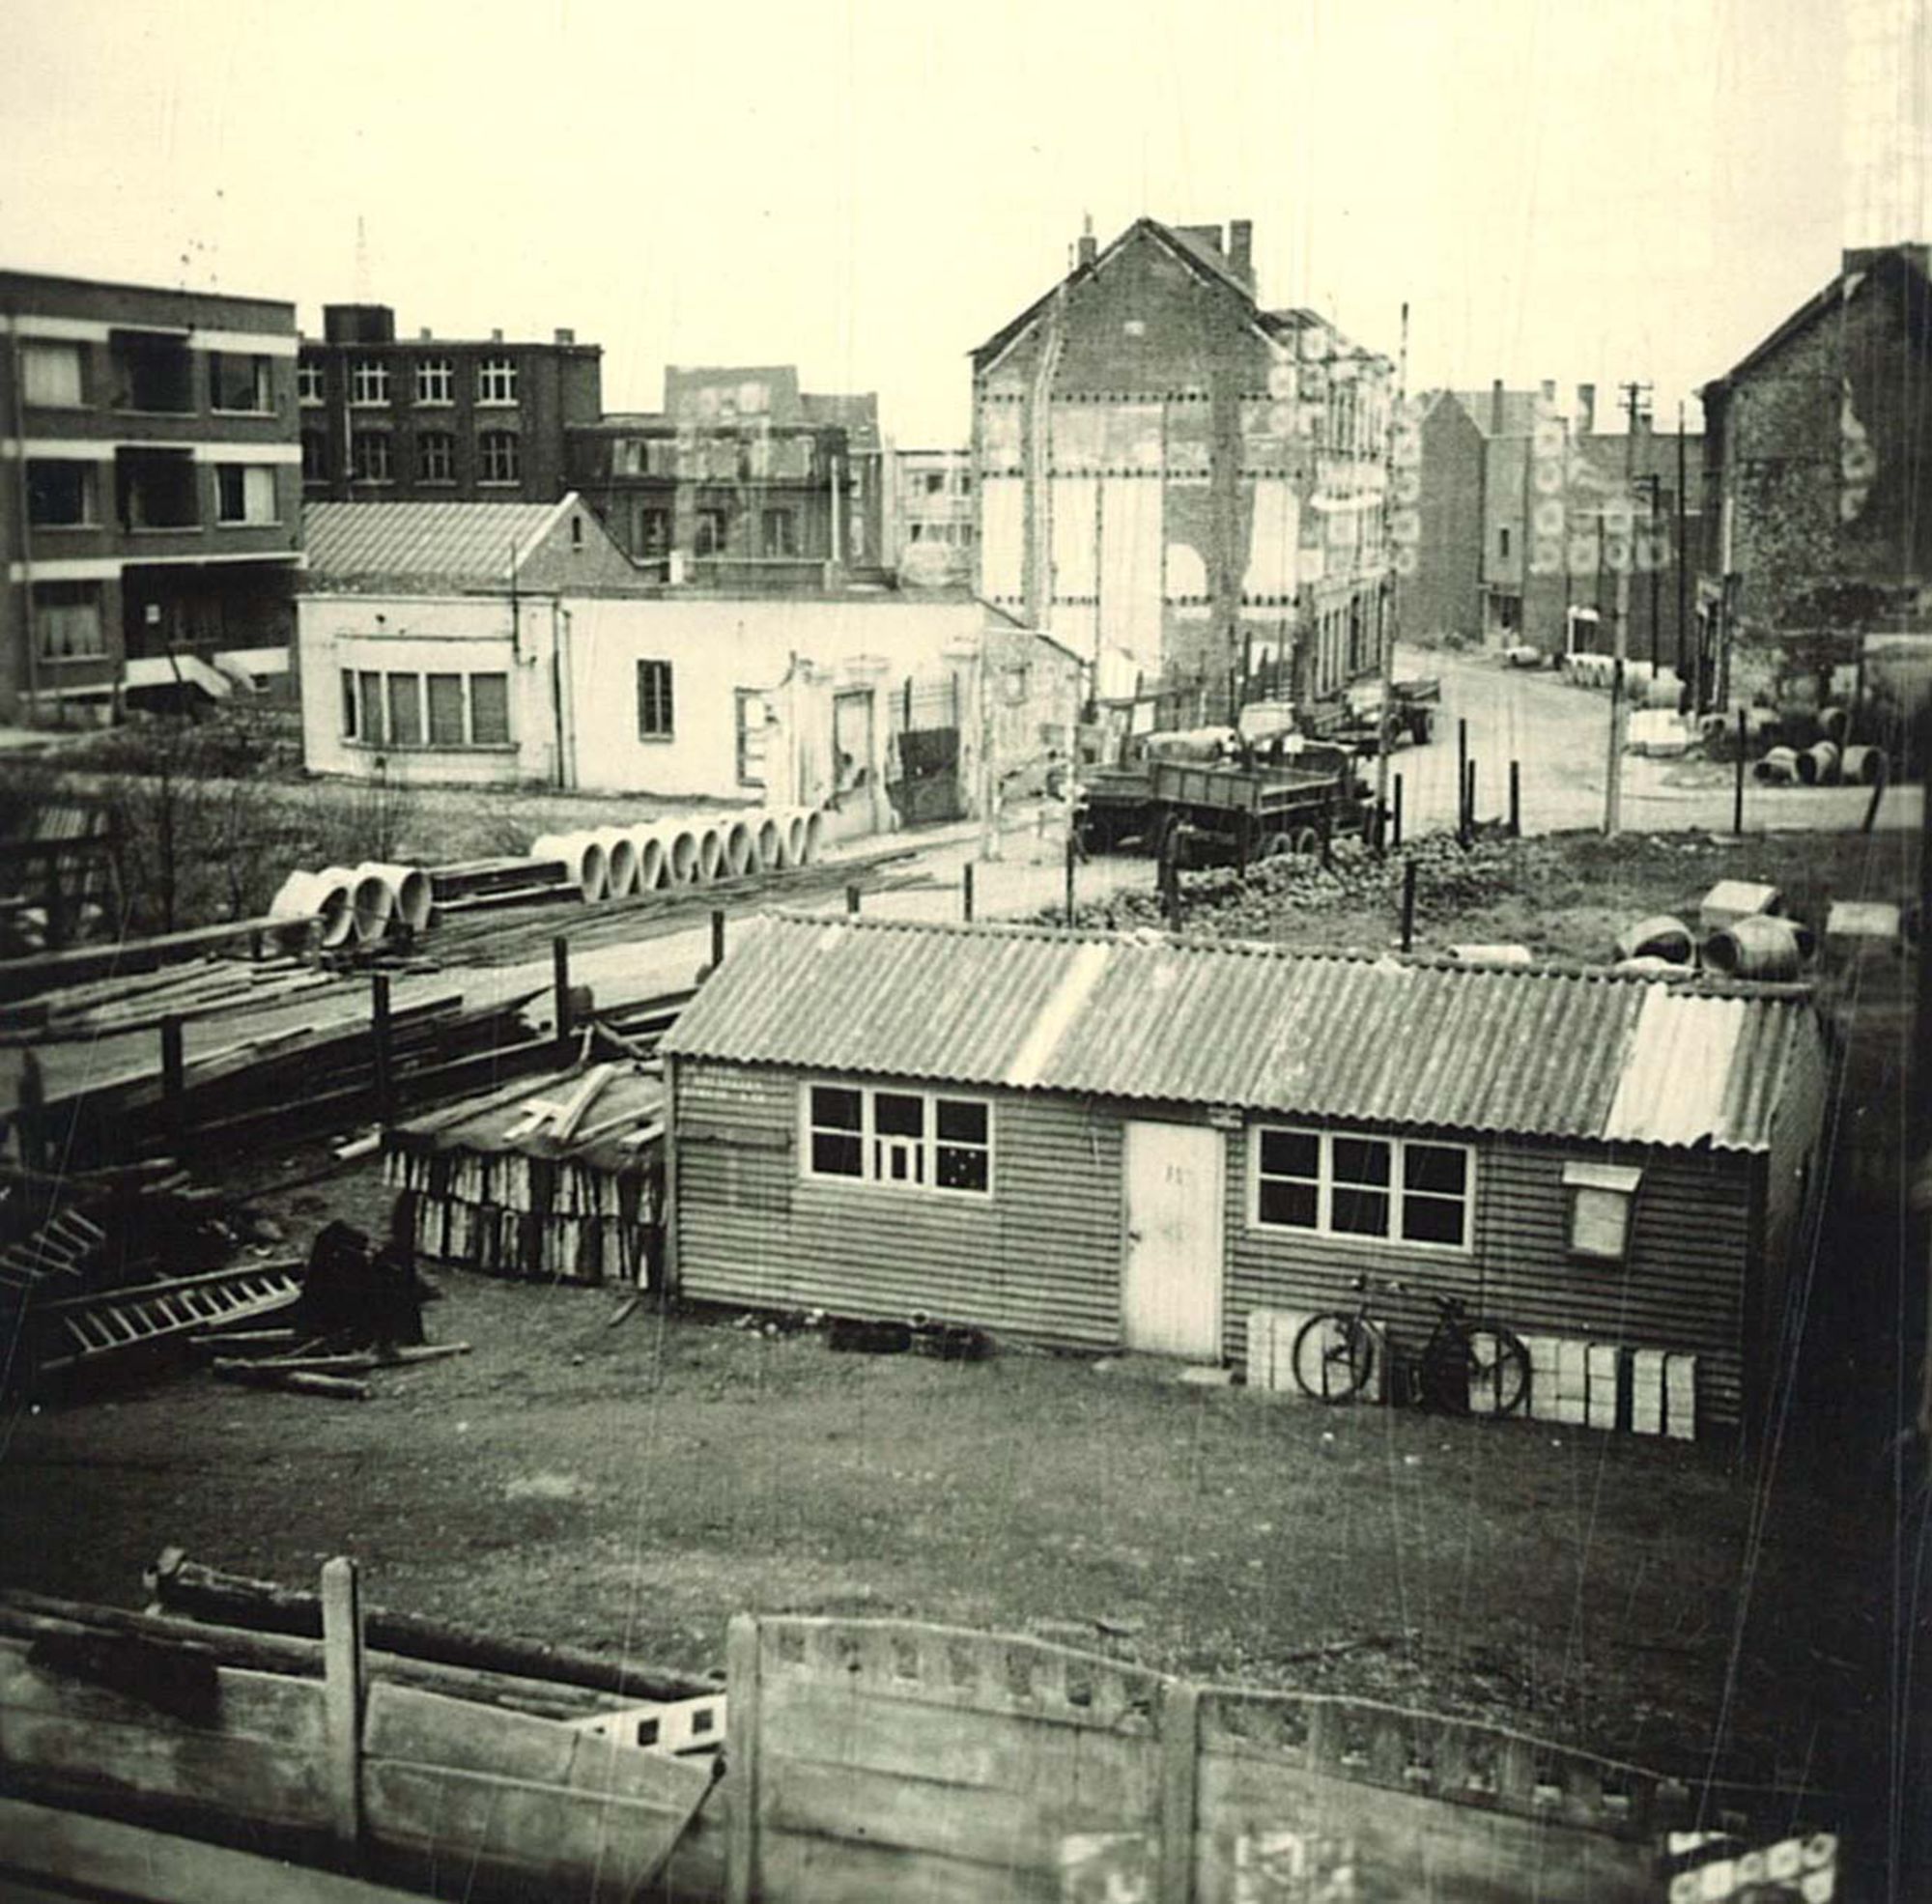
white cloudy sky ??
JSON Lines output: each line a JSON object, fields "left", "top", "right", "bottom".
{"left": 0, "top": 0, "right": 1920, "bottom": 441}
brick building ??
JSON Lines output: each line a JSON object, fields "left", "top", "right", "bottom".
{"left": 298, "top": 304, "right": 601, "bottom": 506}
{"left": 0, "top": 269, "right": 304, "bottom": 723}
{"left": 567, "top": 366, "right": 887, "bottom": 591}
{"left": 1698, "top": 242, "right": 1932, "bottom": 700}
{"left": 971, "top": 217, "right": 1394, "bottom": 711}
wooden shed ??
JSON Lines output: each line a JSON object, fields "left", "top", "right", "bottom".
{"left": 659, "top": 916, "right": 1831, "bottom": 1441}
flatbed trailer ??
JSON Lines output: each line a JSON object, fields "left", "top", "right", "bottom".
{"left": 1077, "top": 748, "right": 1370, "bottom": 864}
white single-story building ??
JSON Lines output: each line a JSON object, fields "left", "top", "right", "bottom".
{"left": 296, "top": 497, "right": 1079, "bottom": 836}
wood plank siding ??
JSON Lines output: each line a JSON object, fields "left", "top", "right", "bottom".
{"left": 675, "top": 1062, "right": 1770, "bottom": 1433}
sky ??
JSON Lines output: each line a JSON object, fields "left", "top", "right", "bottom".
{"left": 0, "top": 0, "right": 1922, "bottom": 443}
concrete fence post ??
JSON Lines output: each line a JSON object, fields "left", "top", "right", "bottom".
{"left": 1159, "top": 1679, "right": 1201, "bottom": 1902}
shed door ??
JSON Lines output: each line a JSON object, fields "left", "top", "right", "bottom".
{"left": 1122, "top": 1121, "right": 1224, "bottom": 1358}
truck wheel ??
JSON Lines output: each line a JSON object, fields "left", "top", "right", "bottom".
{"left": 1289, "top": 826, "right": 1322, "bottom": 857}
{"left": 1260, "top": 832, "right": 1295, "bottom": 860}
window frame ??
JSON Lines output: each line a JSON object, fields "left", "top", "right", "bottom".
{"left": 213, "top": 464, "right": 279, "bottom": 526}
{"left": 21, "top": 340, "right": 85, "bottom": 408}
{"left": 297, "top": 359, "right": 326, "bottom": 406}
{"left": 477, "top": 429, "right": 520, "bottom": 484}
{"left": 208, "top": 351, "right": 271, "bottom": 415}
{"left": 349, "top": 357, "right": 391, "bottom": 407}
{"left": 415, "top": 430, "right": 456, "bottom": 485}
{"left": 1562, "top": 1160, "right": 1641, "bottom": 1263}
{"left": 25, "top": 460, "right": 97, "bottom": 528}
{"left": 414, "top": 355, "right": 454, "bottom": 406}
{"left": 799, "top": 1079, "right": 994, "bottom": 1200}
{"left": 476, "top": 355, "right": 519, "bottom": 406}
{"left": 351, "top": 430, "right": 394, "bottom": 484}
{"left": 636, "top": 658, "right": 674, "bottom": 741}
{"left": 300, "top": 428, "right": 328, "bottom": 482}
{"left": 33, "top": 581, "right": 105, "bottom": 662}
{"left": 1248, "top": 1123, "right": 1474, "bottom": 1253}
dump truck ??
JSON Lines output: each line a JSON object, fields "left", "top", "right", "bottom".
{"left": 1298, "top": 676, "right": 1441, "bottom": 754}
{"left": 1076, "top": 728, "right": 1372, "bottom": 864}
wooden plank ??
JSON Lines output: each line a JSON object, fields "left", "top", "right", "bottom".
{"left": 320, "top": 1558, "right": 364, "bottom": 1859}
{"left": 725, "top": 1613, "right": 759, "bottom": 1904}
{"left": 0, "top": 1796, "right": 431, "bottom": 1904}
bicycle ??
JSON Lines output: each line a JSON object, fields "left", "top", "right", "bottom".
{"left": 1291, "top": 1274, "right": 1531, "bottom": 1416}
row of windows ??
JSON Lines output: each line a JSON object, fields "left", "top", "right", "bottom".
{"left": 341, "top": 668, "right": 512, "bottom": 750}
{"left": 299, "top": 355, "right": 520, "bottom": 408}
{"left": 303, "top": 429, "right": 520, "bottom": 485}
{"left": 25, "top": 457, "right": 281, "bottom": 530}
{"left": 21, "top": 338, "right": 276, "bottom": 414}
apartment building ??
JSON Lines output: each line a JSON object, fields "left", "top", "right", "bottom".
{"left": 888, "top": 447, "right": 975, "bottom": 586}
{"left": 567, "top": 365, "right": 886, "bottom": 590}
{"left": 298, "top": 304, "right": 602, "bottom": 506}
{"left": 971, "top": 216, "right": 1394, "bottom": 711}
{"left": 0, "top": 270, "right": 303, "bottom": 723}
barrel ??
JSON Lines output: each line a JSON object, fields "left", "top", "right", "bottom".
{"left": 529, "top": 833, "right": 609, "bottom": 903}
{"left": 1702, "top": 914, "right": 1813, "bottom": 980}
{"left": 1613, "top": 914, "right": 1693, "bottom": 964}
{"left": 1795, "top": 741, "right": 1839, "bottom": 786}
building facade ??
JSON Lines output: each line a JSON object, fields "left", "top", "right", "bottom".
{"left": 567, "top": 366, "right": 887, "bottom": 589}
{"left": 1698, "top": 243, "right": 1932, "bottom": 705}
{"left": 662, "top": 917, "right": 1828, "bottom": 1445}
{"left": 0, "top": 270, "right": 304, "bottom": 723}
{"left": 971, "top": 217, "right": 1394, "bottom": 712}
{"left": 887, "top": 447, "right": 975, "bottom": 587}
{"left": 298, "top": 304, "right": 601, "bottom": 507}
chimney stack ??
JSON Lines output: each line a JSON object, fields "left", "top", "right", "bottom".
{"left": 490, "top": 327, "right": 504, "bottom": 343}
{"left": 1228, "top": 218, "right": 1255, "bottom": 292}
{"left": 1076, "top": 213, "right": 1097, "bottom": 270}
{"left": 1491, "top": 379, "right": 1505, "bottom": 434}
{"left": 1577, "top": 383, "right": 1596, "bottom": 435}
{"left": 554, "top": 327, "right": 576, "bottom": 345}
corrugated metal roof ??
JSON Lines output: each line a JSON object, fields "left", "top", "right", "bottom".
{"left": 303, "top": 499, "right": 564, "bottom": 588}
{"left": 662, "top": 916, "right": 1820, "bottom": 1152}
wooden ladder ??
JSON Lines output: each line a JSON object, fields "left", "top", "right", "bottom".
{"left": 39, "top": 1262, "right": 302, "bottom": 1373}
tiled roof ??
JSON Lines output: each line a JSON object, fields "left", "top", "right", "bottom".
{"left": 662, "top": 916, "right": 1819, "bottom": 1152}
{"left": 302, "top": 500, "right": 565, "bottom": 588}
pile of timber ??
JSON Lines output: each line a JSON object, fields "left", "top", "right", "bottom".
{"left": 384, "top": 1059, "right": 664, "bottom": 1286}
{"left": 19, "top": 984, "right": 552, "bottom": 1170}
{"left": 0, "top": 950, "right": 333, "bottom": 1043}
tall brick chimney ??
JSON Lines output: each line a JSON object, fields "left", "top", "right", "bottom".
{"left": 1577, "top": 383, "right": 1596, "bottom": 434}
{"left": 1228, "top": 219, "right": 1255, "bottom": 293}
{"left": 1491, "top": 379, "right": 1505, "bottom": 434}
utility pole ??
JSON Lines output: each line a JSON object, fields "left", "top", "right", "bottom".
{"left": 1634, "top": 473, "right": 1663, "bottom": 672}
{"left": 1603, "top": 381, "right": 1650, "bottom": 835}
{"left": 1372, "top": 304, "right": 1410, "bottom": 853}
{"left": 1675, "top": 401, "right": 1690, "bottom": 684}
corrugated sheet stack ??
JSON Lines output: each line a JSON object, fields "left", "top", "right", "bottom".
{"left": 384, "top": 1065, "right": 665, "bottom": 1287}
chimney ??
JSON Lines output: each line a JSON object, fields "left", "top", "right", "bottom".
{"left": 554, "top": 327, "right": 576, "bottom": 345}
{"left": 1540, "top": 378, "right": 1556, "bottom": 405}
{"left": 1843, "top": 242, "right": 1931, "bottom": 278}
{"left": 1228, "top": 218, "right": 1255, "bottom": 292}
{"left": 490, "top": 327, "right": 504, "bottom": 343}
{"left": 1076, "top": 213, "right": 1097, "bottom": 270}
{"left": 1491, "top": 379, "right": 1505, "bottom": 434}
{"left": 1577, "top": 383, "right": 1596, "bottom": 435}
{"left": 418, "top": 327, "right": 432, "bottom": 342}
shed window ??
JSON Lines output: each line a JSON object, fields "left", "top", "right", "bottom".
{"left": 1252, "top": 1126, "right": 1471, "bottom": 1249}
{"left": 1563, "top": 1161, "right": 1641, "bottom": 1261}
{"left": 804, "top": 1082, "right": 991, "bottom": 1197}
{"left": 469, "top": 672, "right": 510, "bottom": 745}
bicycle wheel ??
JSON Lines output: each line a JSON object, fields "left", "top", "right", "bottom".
{"left": 1423, "top": 1321, "right": 1530, "bottom": 1417}
{"left": 1291, "top": 1313, "right": 1376, "bottom": 1403}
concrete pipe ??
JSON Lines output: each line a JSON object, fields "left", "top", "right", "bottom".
{"left": 1839, "top": 744, "right": 1887, "bottom": 786}
{"left": 593, "top": 827, "right": 639, "bottom": 899}
{"left": 630, "top": 825, "right": 668, "bottom": 893}
{"left": 1795, "top": 740, "right": 1840, "bottom": 786}
{"left": 1753, "top": 747, "right": 1799, "bottom": 785}
{"left": 270, "top": 867, "right": 357, "bottom": 951}
{"left": 723, "top": 817, "right": 755, "bottom": 878}
{"left": 780, "top": 808, "right": 810, "bottom": 869}
{"left": 529, "top": 832, "right": 609, "bottom": 903}
{"left": 349, "top": 864, "right": 398, "bottom": 945}
{"left": 1702, "top": 914, "right": 1813, "bottom": 980}
{"left": 800, "top": 809, "right": 826, "bottom": 865}
{"left": 1613, "top": 956, "right": 1694, "bottom": 980}
{"left": 1818, "top": 704, "right": 1850, "bottom": 746}
{"left": 695, "top": 823, "right": 725, "bottom": 884}
{"left": 661, "top": 825, "right": 701, "bottom": 887}
{"left": 355, "top": 862, "right": 433, "bottom": 935}
{"left": 753, "top": 810, "right": 783, "bottom": 873}
{"left": 1613, "top": 914, "right": 1694, "bottom": 964}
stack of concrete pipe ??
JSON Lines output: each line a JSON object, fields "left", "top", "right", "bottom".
{"left": 269, "top": 861, "right": 432, "bottom": 949}
{"left": 529, "top": 807, "right": 824, "bottom": 904}
{"left": 1609, "top": 883, "right": 1819, "bottom": 982}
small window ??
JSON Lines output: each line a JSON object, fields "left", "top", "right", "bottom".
{"left": 33, "top": 582, "right": 104, "bottom": 660}
{"left": 1253, "top": 1126, "right": 1470, "bottom": 1249}
{"left": 415, "top": 356, "right": 453, "bottom": 404}
{"left": 26, "top": 461, "right": 95, "bottom": 527}
{"left": 386, "top": 672, "right": 423, "bottom": 747}
{"left": 635, "top": 506, "right": 670, "bottom": 557}
{"left": 1498, "top": 525, "right": 1512, "bottom": 559}
{"left": 1563, "top": 1161, "right": 1641, "bottom": 1261}
{"left": 300, "top": 429, "right": 328, "bottom": 481}
{"left": 1402, "top": 1142, "right": 1469, "bottom": 1245}
{"left": 694, "top": 508, "right": 727, "bottom": 556}
{"left": 760, "top": 507, "right": 797, "bottom": 557}
{"left": 476, "top": 356, "right": 518, "bottom": 404}
{"left": 1256, "top": 1127, "right": 1319, "bottom": 1229}
{"left": 350, "top": 357, "right": 390, "bottom": 406}
{"left": 352, "top": 431, "right": 393, "bottom": 483}
{"left": 637, "top": 659, "right": 674, "bottom": 739}
{"left": 297, "top": 359, "right": 325, "bottom": 405}
{"left": 935, "top": 1098, "right": 990, "bottom": 1192}
{"left": 469, "top": 672, "right": 510, "bottom": 745}
{"left": 416, "top": 431, "right": 455, "bottom": 484}
{"left": 209, "top": 352, "right": 270, "bottom": 413}
{"left": 114, "top": 333, "right": 194, "bottom": 412}
{"left": 478, "top": 430, "right": 520, "bottom": 483}
{"left": 803, "top": 1082, "right": 992, "bottom": 1197}
{"left": 22, "top": 341, "right": 83, "bottom": 407}
{"left": 341, "top": 668, "right": 357, "bottom": 739}
{"left": 809, "top": 1085, "right": 864, "bottom": 1179}
{"left": 357, "top": 670, "right": 384, "bottom": 744}
{"left": 214, "top": 465, "right": 277, "bottom": 525}
{"left": 426, "top": 672, "right": 466, "bottom": 746}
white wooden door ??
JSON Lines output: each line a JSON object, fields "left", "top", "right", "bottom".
{"left": 1122, "top": 1121, "right": 1225, "bottom": 1358}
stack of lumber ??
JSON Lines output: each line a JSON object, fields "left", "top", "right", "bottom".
{"left": 0, "top": 952, "right": 332, "bottom": 1043}
{"left": 384, "top": 1061, "right": 664, "bottom": 1286}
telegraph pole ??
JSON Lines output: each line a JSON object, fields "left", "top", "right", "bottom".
{"left": 1675, "top": 401, "right": 1690, "bottom": 683}
{"left": 1603, "top": 381, "right": 1651, "bottom": 835}
{"left": 1372, "top": 303, "right": 1410, "bottom": 852}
